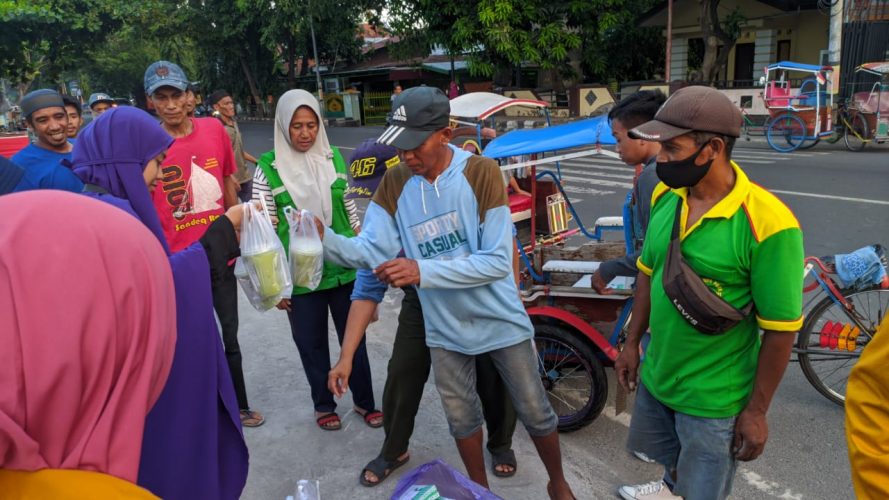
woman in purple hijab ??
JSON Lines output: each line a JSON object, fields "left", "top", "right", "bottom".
{"left": 71, "top": 107, "right": 249, "bottom": 500}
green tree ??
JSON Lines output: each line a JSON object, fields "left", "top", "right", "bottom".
{"left": 386, "top": 0, "right": 665, "bottom": 89}
{"left": 699, "top": 0, "right": 745, "bottom": 84}
{"left": 0, "top": 0, "right": 128, "bottom": 95}
{"left": 245, "top": 0, "right": 383, "bottom": 89}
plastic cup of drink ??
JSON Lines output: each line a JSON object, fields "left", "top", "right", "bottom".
{"left": 246, "top": 249, "right": 283, "bottom": 297}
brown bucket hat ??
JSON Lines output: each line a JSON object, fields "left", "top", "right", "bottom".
{"left": 630, "top": 86, "right": 742, "bottom": 141}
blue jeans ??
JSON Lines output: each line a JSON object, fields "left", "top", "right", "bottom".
{"left": 430, "top": 340, "right": 557, "bottom": 439}
{"left": 627, "top": 384, "right": 738, "bottom": 500}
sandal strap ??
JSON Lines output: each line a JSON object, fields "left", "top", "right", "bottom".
{"left": 316, "top": 414, "right": 340, "bottom": 426}
{"left": 363, "top": 455, "right": 400, "bottom": 477}
{"left": 492, "top": 448, "right": 517, "bottom": 467}
{"left": 363, "top": 410, "right": 383, "bottom": 423}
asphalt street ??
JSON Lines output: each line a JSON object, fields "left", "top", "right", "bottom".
{"left": 236, "top": 120, "right": 888, "bottom": 500}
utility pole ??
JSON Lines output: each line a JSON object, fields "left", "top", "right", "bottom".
{"left": 308, "top": 0, "right": 323, "bottom": 100}
{"left": 828, "top": 0, "right": 844, "bottom": 95}
{"left": 665, "top": 0, "right": 673, "bottom": 82}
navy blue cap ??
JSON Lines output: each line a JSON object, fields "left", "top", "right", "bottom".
{"left": 88, "top": 92, "right": 114, "bottom": 108}
{"left": 21, "top": 89, "right": 65, "bottom": 119}
{"left": 345, "top": 139, "right": 400, "bottom": 199}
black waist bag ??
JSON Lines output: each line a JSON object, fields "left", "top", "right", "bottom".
{"left": 662, "top": 200, "right": 753, "bottom": 335}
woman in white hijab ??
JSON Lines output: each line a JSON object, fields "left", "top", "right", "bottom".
{"left": 252, "top": 90, "right": 381, "bottom": 431}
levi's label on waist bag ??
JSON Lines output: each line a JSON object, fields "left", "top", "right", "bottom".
{"left": 662, "top": 200, "right": 752, "bottom": 335}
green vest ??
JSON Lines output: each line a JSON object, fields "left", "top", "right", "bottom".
{"left": 257, "top": 148, "right": 356, "bottom": 295}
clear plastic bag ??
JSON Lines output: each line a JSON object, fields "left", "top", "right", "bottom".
{"left": 239, "top": 200, "right": 291, "bottom": 310}
{"left": 234, "top": 258, "right": 281, "bottom": 311}
{"left": 284, "top": 207, "right": 324, "bottom": 291}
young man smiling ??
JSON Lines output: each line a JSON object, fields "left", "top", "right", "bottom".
{"left": 11, "top": 89, "right": 83, "bottom": 192}
{"left": 615, "top": 86, "right": 804, "bottom": 500}
{"left": 62, "top": 95, "right": 83, "bottom": 139}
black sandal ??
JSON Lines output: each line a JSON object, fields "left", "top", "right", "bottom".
{"left": 359, "top": 454, "right": 409, "bottom": 487}
{"left": 491, "top": 448, "right": 517, "bottom": 478}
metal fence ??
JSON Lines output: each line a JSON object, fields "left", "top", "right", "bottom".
{"left": 362, "top": 91, "right": 391, "bottom": 126}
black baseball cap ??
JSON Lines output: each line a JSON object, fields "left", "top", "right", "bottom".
{"left": 377, "top": 86, "right": 450, "bottom": 150}
{"left": 630, "top": 86, "right": 741, "bottom": 141}
{"left": 207, "top": 90, "right": 230, "bottom": 107}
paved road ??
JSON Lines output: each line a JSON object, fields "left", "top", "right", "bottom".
{"left": 237, "top": 121, "right": 887, "bottom": 499}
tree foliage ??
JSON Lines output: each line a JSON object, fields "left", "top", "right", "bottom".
{"left": 386, "top": 0, "right": 665, "bottom": 88}
{"left": 245, "top": 0, "right": 383, "bottom": 88}
{"left": 0, "top": 0, "right": 129, "bottom": 94}
{"left": 2, "top": 0, "right": 667, "bottom": 104}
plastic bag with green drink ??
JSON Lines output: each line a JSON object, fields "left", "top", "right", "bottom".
{"left": 239, "top": 200, "right": 292, "bottom": 309}
{"left": 234, "top": 257, "right": 281, "bottom": 311}
{"left": 284, "top": 207, "right": 324, "bottom": 291}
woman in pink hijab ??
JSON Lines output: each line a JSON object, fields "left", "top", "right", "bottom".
{"left": 0, "top": 191, "right": 177, "bottom": 498}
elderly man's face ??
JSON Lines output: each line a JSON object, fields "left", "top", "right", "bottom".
{"left": 397, "top": 128, "right": 452, "bottom": 180}
{"left": 150, "top": 87, "right": 189, "bottom": 127}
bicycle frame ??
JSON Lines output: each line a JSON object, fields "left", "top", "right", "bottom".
{"left": 801, "top": 257, "right": 878, "bottom": 342}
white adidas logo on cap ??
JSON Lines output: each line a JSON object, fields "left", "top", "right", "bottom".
{"left": 391, "top": 105, "right": 407, "bottom": 122}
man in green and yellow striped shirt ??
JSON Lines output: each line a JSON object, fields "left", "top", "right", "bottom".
{"left": 615, "top": 86, "right": 804, "bottom": 500}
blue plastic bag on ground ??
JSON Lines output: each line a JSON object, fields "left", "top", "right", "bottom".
{"left": 390, "top": 460, "right": 503, "bottom": 500}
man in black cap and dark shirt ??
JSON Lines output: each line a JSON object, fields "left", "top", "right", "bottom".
{"left": 209, "top": 90, "right": 257, "bottom": 202}
{"left": 11, "top": 89, "right": 83, "bottom": 192}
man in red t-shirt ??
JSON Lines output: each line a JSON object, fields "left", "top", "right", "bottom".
{"left": 144, "top": 61, "right": 238, "bottom": 251}
{"left": 145, "top": 60, "right": 264, "bottom": 427}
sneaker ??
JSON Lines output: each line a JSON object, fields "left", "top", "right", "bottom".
{"left": 618, "top": 480, "right": 682, "bottom": 500}
{"left": 633, "top": 450, "right": 657, "bottom": 463}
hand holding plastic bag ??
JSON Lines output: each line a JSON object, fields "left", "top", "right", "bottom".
{"left": 239, "top": 200, "right": 292, "bottom": 311}
{"left": 285, "top": 207, "right": 324, "bottom": 291}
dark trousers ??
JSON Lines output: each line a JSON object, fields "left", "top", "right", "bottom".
{"left": 287, "top": 282, "right": 376, "bottom": 413}
{"left": 237, "top": 180, "right": 253, "bottom": 203}
{"left": 212, "top": 264, "right": 250, "bottom": 410}
{"left": 380, "top": 287, "right": 517, "bottom": 462}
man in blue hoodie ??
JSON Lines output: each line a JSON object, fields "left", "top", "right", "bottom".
{"left": 320, "top": 86, "right": 575, "bottom": 500}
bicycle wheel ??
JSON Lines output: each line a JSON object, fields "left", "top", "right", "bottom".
{"left": 797, "top": 288, "right": 889, "bottom": 405}
{"left": 534, "top": 324, "right": 607, "bottom": 432}
{"left": 767, "top": 114, "right": 807, "bottom": 152}
{"left": 798, "top": 136, "right": 820, "bottom": 150}
{"left": 843, "top": 113, "right": 868, "bottom": 151}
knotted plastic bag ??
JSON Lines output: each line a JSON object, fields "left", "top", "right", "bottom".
{"left": 285, "top": 207, "right": 324, "bottom": 290}
{"left": 239, "top": 200, "right": 291, "bottom": 310}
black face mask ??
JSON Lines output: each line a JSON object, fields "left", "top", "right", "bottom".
{"left": 656, "top": 142, "right": 713, "bottom": 189}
